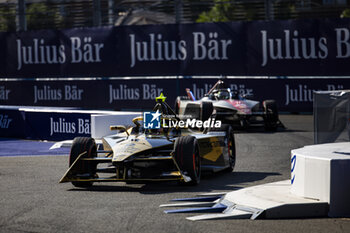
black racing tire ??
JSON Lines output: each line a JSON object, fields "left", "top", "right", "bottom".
{"left": 174, "top": 136, "right": 201, "bottom": 185}
{"left": 174, "top": 96, "right": 189, "bottom": 115}
{"left": 200, "top": 101, "right": 213, "bottom": 122}
{"left": 226, "top": 125, "right": 236, "bottom": 171}
{"left": 69, "top": 137, "right": 97, "bottom": 187}
{"left": 209, "top": 124, "right": 236, "bottom": 171}
{"left": 263, "top": 100, "right": 279, "bottom": 132}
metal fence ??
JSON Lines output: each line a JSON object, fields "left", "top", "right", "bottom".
{"left": 0, "top": 0, "right": 349, "bottom": 31}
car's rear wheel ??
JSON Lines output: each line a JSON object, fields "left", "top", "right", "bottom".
{"left": 174, "top": 136, "right": 201, "bottom": 185}
{"left": 263, "top": 100, "right": 279, "bottom": 131}
{"left": 226, "top": 126, "right": 236, "bottom": 171}
{"left": 209, "top": 124, "right": 236, "bottom": 171}
{"left": 69, "top": 137, "right": 97, "bottom": 187}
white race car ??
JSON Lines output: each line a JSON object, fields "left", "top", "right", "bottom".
{"left": 175, "top": 80, "right": 283, "bottom": 131}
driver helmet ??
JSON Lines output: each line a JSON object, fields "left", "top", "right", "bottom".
{"left": 217, "top": 89, "right": 231, "bottom": 100}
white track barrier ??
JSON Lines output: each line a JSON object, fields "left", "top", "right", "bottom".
{"left": 291, "top": 142, "right": 350, "bottom": 217}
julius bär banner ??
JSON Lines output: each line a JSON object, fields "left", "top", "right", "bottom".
{"left": 1, "top": 78, "right": 349, "bottom": 112}
{"left": 0, "top": 18, "right": 350, "bottom": 77}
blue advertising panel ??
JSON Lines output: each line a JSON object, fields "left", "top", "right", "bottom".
{"left": 23, "top": 111, "right": 91, "bottom": 141}
{"left": 6, "top": 30, "right": 62, "bottom": 77}
{"left": 0, "top": 109, "right": 26, "bottom": 138}
{"left": 60, "top": 27, "right": 118, "bottom": 77}
{"left": 246, "top": 18, "right": 350, "bottom": 76}
{"left": 0, "top": 78, "right": 349, "bottom": 112}
{"left": 1, "top": 18, "right": 350, "bottom": 77}
{"left": 114, "top": 22, "right": 247, "bottom": 76}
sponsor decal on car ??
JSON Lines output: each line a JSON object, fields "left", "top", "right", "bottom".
{"left": 228, "top": 100, "right": 252, "bottom": 114}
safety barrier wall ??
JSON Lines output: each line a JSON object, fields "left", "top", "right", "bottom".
{"left": 0, "top": 18, "right": 350, "bottom": 77}
{"left": 1, "top": 78, "right": 349, "bottom": 112}
{"left": 0, "top": 107, "right": 92, "bottom": 141}
{"left": 0, "top": 109, "right": 26, "bottom": 138}
{"left": 0, "top": 107, "right": 142, "bottom": 141}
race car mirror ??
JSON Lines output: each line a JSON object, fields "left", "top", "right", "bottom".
{"left": 110, "top": 125, "right": 129, "bottom": 136}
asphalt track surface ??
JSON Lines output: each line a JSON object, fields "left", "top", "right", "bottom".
{"left": 1, "top": 115, "right": 349, "bottom": 233}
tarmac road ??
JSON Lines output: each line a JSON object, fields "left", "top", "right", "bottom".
{"left": 0, "top": 115, "right": 349, "bottom": 233}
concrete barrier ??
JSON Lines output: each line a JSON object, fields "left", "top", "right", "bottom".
{"left": 291, "top": 142, "right": 350, "bottom": 217}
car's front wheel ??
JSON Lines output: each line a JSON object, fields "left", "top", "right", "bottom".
{"left": 69, "top": 137, "right": 97, "bottom": 188}
{"left": 226, "top": 126, "right": 236, "bottom": 171}
{"left": 263, "top": 100, "right": 279, "bottom": 131}
{"left": 174, "top": 96, "right": 189, "bottom": 115}
{"left": 200, "top": 101, "right": 213, "bottom": 121}
{"left": 209, "top": 124, "right": 236, "bottom": 171}
{"left": 174, "top": 136, "right": 201, "bottom": 185}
